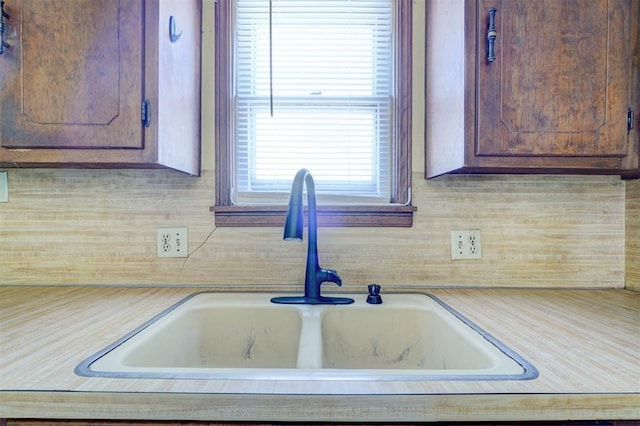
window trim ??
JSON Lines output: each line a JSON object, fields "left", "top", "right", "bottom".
{"left": 211, "top": 0, "right": 415, "bottom": 227}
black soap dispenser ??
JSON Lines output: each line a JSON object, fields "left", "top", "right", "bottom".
{"left": 366, "top": 283, "right": 383, "bottom": 304}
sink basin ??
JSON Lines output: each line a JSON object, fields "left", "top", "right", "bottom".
{"left": 322, "top": 306, "right": 503, "bottom": 371}
{"left": 119, "top": 305, "right": 302, "bottom": 369}
{"left": 75, "top": 292, "right": 538, "bottom": 381}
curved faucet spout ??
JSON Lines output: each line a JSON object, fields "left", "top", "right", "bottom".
{"left": 272, "top": 169, "right": 354, "bottom": 305}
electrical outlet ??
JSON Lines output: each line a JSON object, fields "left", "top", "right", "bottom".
{"left": 157, "top": 227, "right": 189, "bottom": 258}
{"left": 0, "top": 171, "right": 7, "bottom": 203}
{"left": 450, "top": 230, "right": 482, "bottom": 260}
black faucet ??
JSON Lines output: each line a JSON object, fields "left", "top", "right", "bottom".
{"left": 271, "top": 169, "right": 354, "bottom": 305}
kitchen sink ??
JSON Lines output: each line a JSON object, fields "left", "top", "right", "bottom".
{"left": 75, "top": 292, "right": 538, "bottom": 381}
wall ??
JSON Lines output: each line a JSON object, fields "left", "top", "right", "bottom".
{"left": 0, "top": 171, "right": 626, "bottom": 289}
{"left": 0, "top": 1, "right": 628, "bottom": 289}
{"left": 627, "top": 179, "right": 640, "bottom": 290}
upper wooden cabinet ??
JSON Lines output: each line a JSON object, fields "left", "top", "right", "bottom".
{"left": 426, "top": 0, "right": 640, "bottom": 178}
{"left": 0, "top": 0, "right": 201, "bottom": 175}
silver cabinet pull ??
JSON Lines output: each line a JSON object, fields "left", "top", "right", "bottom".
{"left": 486, "top": 7, "right": 497, "bottom": 62}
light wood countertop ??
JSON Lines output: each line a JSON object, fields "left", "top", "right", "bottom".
{"left": 1, "top": 286, "right": 638, "bottom": 422}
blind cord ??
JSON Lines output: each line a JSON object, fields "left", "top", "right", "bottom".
{"left": 269, "top": 0, "right": 274, "bottom": 117}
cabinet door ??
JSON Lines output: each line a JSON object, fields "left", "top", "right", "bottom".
{"left": 0, "top": 0, "right": 143, "bottom": 149}
{"left": 476, "top": 0, "right": 633, "bottom": 159}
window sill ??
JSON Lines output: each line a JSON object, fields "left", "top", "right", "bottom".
{"left": 210, "top": 205, "right": 417, "bottom": 227}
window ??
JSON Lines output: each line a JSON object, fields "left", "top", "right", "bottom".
{"left": 212, "top": 0, "right": 414, "bottom": 227}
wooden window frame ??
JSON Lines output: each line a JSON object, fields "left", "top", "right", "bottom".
{"left": 211, "top": 0, "right": 415, "bottom": 227}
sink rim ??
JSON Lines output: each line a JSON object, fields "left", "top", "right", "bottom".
{"left": 74, "top": 291, "right": 539, "bottom": 381}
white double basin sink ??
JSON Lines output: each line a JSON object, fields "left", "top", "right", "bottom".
{"left": 75, "top": 292, "right": 538, "bottom": 381}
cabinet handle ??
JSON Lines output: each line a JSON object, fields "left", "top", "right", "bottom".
{"left": 0, "top": 0, "right": 10, "bottom": 55}
{"left": 486, "top": 7, "right": 497, "bottom": 62}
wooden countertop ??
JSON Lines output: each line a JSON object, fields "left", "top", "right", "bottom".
{"left": 0, "top": 286, "right": 638, "bottom": 422}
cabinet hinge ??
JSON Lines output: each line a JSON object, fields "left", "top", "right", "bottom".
{"left": 141, "top": 99, "right": 151, "bottom": 128}
{"left": 628, "top": 108, "right": 634, "bottom": 135}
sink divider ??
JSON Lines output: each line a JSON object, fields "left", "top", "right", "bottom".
{"left": 295, "top": 308, "right": 324, "bottom": 369}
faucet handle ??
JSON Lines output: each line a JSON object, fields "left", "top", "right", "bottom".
{"left": 320, "top": 268, "right": 342, "bottom": 287}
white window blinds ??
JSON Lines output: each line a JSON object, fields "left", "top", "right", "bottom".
{"left": 233, "top": 0, "right": 393, "bottom": 204}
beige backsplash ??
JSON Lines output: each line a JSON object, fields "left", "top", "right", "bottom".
{"left": 0, "top": 168, "right": 629, "bottom": 289}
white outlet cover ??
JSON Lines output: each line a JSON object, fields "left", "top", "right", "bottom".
{"left": 0, "top": 171, "right": 7, "bottom": 203}
{"left": 450, "top": 229, "right": 482, "bottom": 260}
{"left": 157, "top": 227, "right": 189, "bottom": 258}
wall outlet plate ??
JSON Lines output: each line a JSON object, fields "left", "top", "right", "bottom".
{"left": 157, "top": 227, "right": 189, "bottom": 258}
{"left": 451, "top": 229, "right": 482, "bottom": 260}
{"left": 0, "top": 171, "right": 7, "bottom": 203}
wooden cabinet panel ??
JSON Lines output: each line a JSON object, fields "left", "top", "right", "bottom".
{"left": 1, "top": 0, "right": 143, "bottom": 150}
{"left": 477, "top": 0, "right": 630, "bottom": 158}
{"left": 425, "top": 0, "right": 639, "bottom": 177}
{"left": 0, "top": 0, "right": 201, "bottom": 175}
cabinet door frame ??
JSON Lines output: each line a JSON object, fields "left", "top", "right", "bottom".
{"left": 425, "top": 0, "right": 639, "bottom": 177}
{"left": 0, "top": 0, "right": 202, "bottom": 175}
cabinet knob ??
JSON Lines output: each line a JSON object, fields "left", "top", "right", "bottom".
{"left": 486, "top": 7, "right": 497, "bottom": 62}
